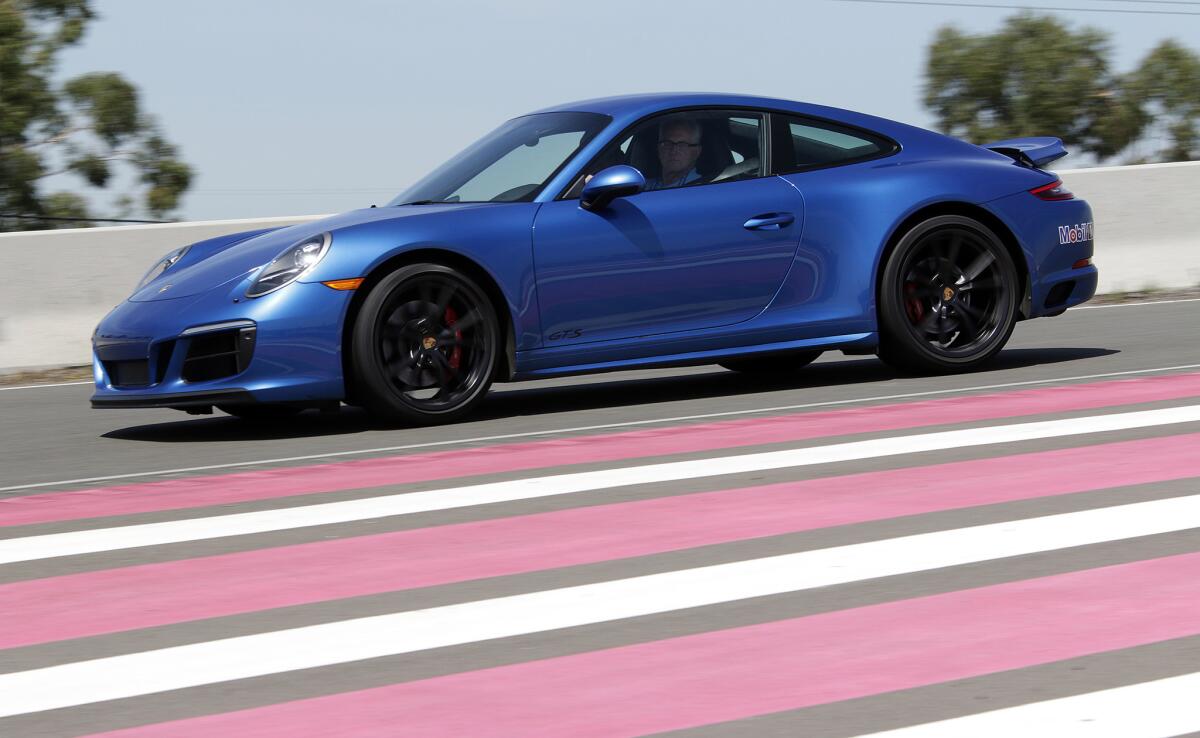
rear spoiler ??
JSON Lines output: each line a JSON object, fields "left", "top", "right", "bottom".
{"left": 980, "top": 137, "right": 1068, "bottom": 168}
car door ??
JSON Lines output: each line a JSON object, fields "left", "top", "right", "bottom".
{"left": 530, "top": 110, "right": 805, "bottom": 346}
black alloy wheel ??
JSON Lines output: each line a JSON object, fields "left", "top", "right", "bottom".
{"left": 719, "top": 350, "right": 823, "bottom": 374}
{"left": 878, "top": 215, "right": 1019, "bottom": 373}
{"left": 351, "top": 264, "right": 499, "bottom": 424}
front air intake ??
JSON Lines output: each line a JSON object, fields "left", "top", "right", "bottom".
{"left": 181, "top": 327, "right": 256, "bottom": 383}
{"left": 106, "top": 360, "right": 150, "bottom": 388}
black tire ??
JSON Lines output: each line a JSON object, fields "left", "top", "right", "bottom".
{"left": 350, "top": 263, "right": 499, "bottom": 425}
{"left": 878, "top": 215, "right": 1019, "bottom": 373}
{"left": 719, "top": 350, "right": 822, "bottom": 374}
{"left": 216, "top": 404, "right": 304, "bottom": 421}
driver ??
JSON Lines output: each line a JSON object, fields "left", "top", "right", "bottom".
{"left": 644, "top": 116, "right": 703, "bottom": 190}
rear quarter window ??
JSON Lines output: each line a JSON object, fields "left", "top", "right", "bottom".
{"left": 772, "top": 115, "right": 896, "bottom": 174}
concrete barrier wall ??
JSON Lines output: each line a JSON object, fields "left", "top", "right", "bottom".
{"left": 0, "top": 215, "right": 323, "bottom": 371}
{"left": 1, "top": 161, "right": 1197, "bottom": 372}
{"left": 1058, "top": 161, "right": 1200, "bottom": 294}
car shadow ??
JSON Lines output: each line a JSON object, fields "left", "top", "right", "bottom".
{"left": 101, "top": 346, "right": 1118, "bottom": 442}
{"left": 101, "top": 406, "right": 377, "bottom": 442}
{"left": 472, "top": 346, "right": 1119, "bottom": 421}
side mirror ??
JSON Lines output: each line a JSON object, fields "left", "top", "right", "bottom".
{"left": 580, "top": 165, "right": 645, "bottom": 211}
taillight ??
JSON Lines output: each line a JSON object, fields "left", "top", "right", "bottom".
{"left": 1030, "top": 180, "right": 1074, "bottom": 201}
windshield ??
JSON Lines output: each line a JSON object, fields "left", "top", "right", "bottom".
{"left": 390, "top": 112, "right": 611, "bottom": 206}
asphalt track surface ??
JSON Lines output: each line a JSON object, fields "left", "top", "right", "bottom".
{"left": 2, "top": 299, "right": 1199, "bottom": 737}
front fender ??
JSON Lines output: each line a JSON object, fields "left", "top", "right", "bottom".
{"left": 302, "top": 203, "right": 543, "bottom": 350}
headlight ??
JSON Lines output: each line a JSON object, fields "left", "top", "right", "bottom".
{"left": 135, "top": 245, "right": 190, "bottom": 291}
{"left": 246, "top": 232, "right": 332, "bottom": 298}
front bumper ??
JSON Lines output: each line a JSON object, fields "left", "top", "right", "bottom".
{"left": 90, "top": 279, "right": 352, "bottom": 409}
{"left": 90, "top": 389, "right": 257, "bottom": 409}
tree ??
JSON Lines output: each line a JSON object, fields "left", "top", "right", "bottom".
{"left": 924, "top": 13, "right": 1147, "bottom": 162}
{"left": 0, "top": 0, "right": 192, "bottom": 231}
{"left": 1128, "top": 40, "right": 1200, "bottom": 162}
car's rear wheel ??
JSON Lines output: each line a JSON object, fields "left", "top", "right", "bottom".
{"left": 878, "top": 215, "right": 1019, "bottom": 373}
{"left": 719, "top": 350, "right": 822, "bottom": 374}
{"left": 351, "top": 263, "right": 499, "bottom": 425}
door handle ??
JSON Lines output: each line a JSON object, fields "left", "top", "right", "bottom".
{"left": 743, "top": 212, "right": 795, "bottom": 230}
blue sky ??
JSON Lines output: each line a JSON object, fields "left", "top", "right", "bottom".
{"left": 52, "top": 0, "right": 1199, "bottom": 221}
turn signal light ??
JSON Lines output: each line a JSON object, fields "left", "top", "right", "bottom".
{"left": 1030, "top": 180, "right": 1074, "bottom": 201}
{"left": 1072, "top": 258, "right": 1091, "bottom": 269}
{"left": 322, "top": 278, "right": 364, "bottom": 291}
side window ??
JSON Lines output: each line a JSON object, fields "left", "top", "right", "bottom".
{"left": 772, "top": 115, "right": 895, "bottom": 174}
{"left": 563, "top": 110, "right": 765, "bottom": 198}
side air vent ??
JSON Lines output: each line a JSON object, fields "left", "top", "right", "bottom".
{"left": 182, "top": 327, "right": 256, "bottom": 383}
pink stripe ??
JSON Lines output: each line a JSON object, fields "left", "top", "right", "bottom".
{"left": 7, "top": 371, "right": 1200, "bottom": 528}
{"left": 7, "top": 432, "right": 1199, "bottom": 649}
{"left": 93, "top": 552, "right": 1200, "bottom": 738}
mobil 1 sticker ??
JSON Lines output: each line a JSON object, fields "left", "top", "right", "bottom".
{"left": 1059, "top": 221, "right": 1093, "bottom": 245}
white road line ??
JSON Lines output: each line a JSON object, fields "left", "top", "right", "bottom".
{"left": 1059, "top": 159, "right": 1200, "bottom": 175}
{"left": 2, "top": 404, "right": 1199, "bottom": 565}
{"left": 2, "top": 493, "right": 1199, "bottom": 718}
{"left": 0, "top": 303, "right": 1190, "bottom": 393}
{"left": 862, "top": 672, "right": 1200, "bottom": 738}
{"left": 1072, "top": 297, "right": 1200, "bottom": 310}
{"left": 0, "top": 213, "right": 324, "bottom": 239}
{"left": 4, "top": 363, "right": 1200, "bottom": 496}
{"left": 0, "top": 297, "right": 1191, "bottom": 394}
{"left": 0, "top": 380, "right": 91, "bottom": 392}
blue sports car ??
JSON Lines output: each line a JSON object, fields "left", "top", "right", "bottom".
{"left": 91, "top": 93, "right": 1096, "bottom": 424}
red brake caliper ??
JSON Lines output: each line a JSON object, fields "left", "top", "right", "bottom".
{"left": 903, "top": 281, "right": 924, "bottom": 324}
{"left": 443, "top": 306, "right": 464, "bottom": 370}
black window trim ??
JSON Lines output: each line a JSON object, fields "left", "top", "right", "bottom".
{"left": 554, "top": 105, "right": 772, "bottom": 201}
{"left": 394, "top": 111, "right": 612, "bottom": 206}
{"left": 555, "top": 105, "right": 901, "bottom": 200}
{"left": 519, "top": 111, "right": 613, "bottom": 202}
{"left": 768, "top": 112, "right": 901, "bottom": 176}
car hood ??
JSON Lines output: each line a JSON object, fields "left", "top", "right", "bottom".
{"left": 128, "top": 204, "right": 492, "bottom": 302}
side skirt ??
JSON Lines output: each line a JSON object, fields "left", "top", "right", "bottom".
{"left": 510, "top": 332, "right": 877, "bottom": 380}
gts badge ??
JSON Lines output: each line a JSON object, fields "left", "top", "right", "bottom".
{"left": 548, "top": 328, "right": 583, "bottom": 341}
{"left": 1058, "top": 222, "right": 1093, "bottom": 245}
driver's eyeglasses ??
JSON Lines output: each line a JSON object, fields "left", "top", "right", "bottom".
{"left": 658, "top": 139, "right": 701, "bottom": 151}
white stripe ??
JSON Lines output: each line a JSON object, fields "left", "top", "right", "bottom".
{"left": 1058, "top": 159, "right": 1200, "bottom": 175}
{"left": 2, "top": 404, "right": 1199, "bottom": 565}
{"left": 0, "top": 213, "right": 325, "bottom": 239}
{"left": 861, "top": 672, "right": 1200, "bottom": 738}
{"left": 0, "top": 380, "right": 91, "bottom": 392}
{"left": 1072, "top": 297, "right": 1200, "bottom": 310}
{"left": 4, "top": 363, "right": 1200, "bottom": 494}
{"left": 1, "top": 494, "right": 1199, "bottom": 718}
{"left": 0, "top": 299, "right": 1189, "bottom": 394}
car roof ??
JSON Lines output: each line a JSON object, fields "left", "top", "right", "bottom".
{"left": 534, "top": 92, "right": 806, "bottom": 116}
{"left": 530, "top": 92, "right": 920, "bottom": 140}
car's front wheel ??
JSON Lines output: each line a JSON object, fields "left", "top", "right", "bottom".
{"left": 878, "top": 215, "right": 1019, "bottom": 373}
{"left": 351, "top": 264, "right": 500, "bottom": 425}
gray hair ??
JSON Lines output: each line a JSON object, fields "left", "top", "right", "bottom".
{"left": 659, "top": 116, "right": 702, "bottom": 143}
